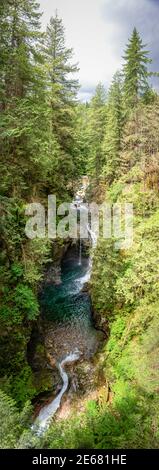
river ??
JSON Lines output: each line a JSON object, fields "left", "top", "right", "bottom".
{"left": 34, "top": 198, "right": 100, "bottom": 432}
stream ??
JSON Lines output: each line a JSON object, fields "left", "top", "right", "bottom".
{"left": 34, "top": 195, "right": 99, "bottom": 433}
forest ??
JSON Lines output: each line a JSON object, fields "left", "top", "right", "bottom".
{"left": 0, "top": 0, "right": 159, "bottom": 450}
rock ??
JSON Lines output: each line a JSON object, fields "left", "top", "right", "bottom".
{"left": 44, "top": 265, "right": 62, "bottom": 285}
{"left": 46, "top": 353, "right": 57, "bottom": 368}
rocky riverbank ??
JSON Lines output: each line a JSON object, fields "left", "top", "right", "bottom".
{"left": 29, "top": 237, "right": 106, "bottom": 422}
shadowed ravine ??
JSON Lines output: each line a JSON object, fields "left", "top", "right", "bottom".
{"left": 34, "top": 206, "right": 99, "bottom": 432}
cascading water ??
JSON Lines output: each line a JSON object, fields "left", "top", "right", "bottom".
{"left": 87, "top": 225, "right": 97, "bottom": 248}
{"left": 34, "top": 350, "right": 80, "bottom": 432}
{"left": 78, "top": 238, "right": 82, "bottom": 266}
{"left": 34, "top": 185, "right": 99, "bottom": 433}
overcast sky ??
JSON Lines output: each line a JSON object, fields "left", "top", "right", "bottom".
{"left": 39, "top": 0, "right": 159, "bottom": 101}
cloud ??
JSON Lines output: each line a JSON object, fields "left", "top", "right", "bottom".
{"left": 39, "top": 0, "right": 159, "bottom": 100}
{"left": 101, "top": 0, "right": 159, "bottom": 73}
{"left": 79, "top": 85, "right": 97, "bottom": 103}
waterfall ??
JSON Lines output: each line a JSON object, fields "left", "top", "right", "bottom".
{"left": 78, "top": 238, "right": 82, "bottom": 266}
{"left": 77, "top": 226, "right": 97, "bottom": 291}
{"left": 34, "top": 350, "right": 80, "bottom": 433}
{"left": 87, "top": 225, "right": 97, "bottom": 248}
{"left": 33, "top": 180, "right": 98, "bottom": 433}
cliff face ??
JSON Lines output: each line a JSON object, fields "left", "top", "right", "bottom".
{"left": 0, "top": 224, "right": 71, "bottom": 408}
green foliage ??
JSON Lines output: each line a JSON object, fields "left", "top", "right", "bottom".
{"left": 45, "top": 183, "right": 159, "bottom": 449}
{"left": 0, "top": 3, "right": 79, "bottom": 410}
{"left": 14, "top": 284, "right": 39, "bottom": 320}
{"left": 73, "top": 103, "right": 91, "bottom": 175}
{"left": 0, "top": 197, "right": 50, "bottom": 406}
{"left": 102, "top": 72, "right": 124, "bottom": 184}
{"left": 0, "top": 3, "right": 159, "bottom": 451}
{"left": 44, "top": 387, "right": 159, "bottom": 449}
{"left": 11, "top": 366, "right": 36, "bottom": 407}
{"left": 44, "top": 12, "right": 80, "bottom": 191}
{"left": 86, "top": 83, "right": 107, "bottom": 179}
{"left": 0, "top": 388, "right": 40, "bottom": 448}
{"left": 123, "top": 27, "right": 152, "bottom": 108}
{"left": 121, "top": 99, "right": 159, "bottom": 176}
{"left": 46, "top": 95, "right": 159, "bottom": 450}
{"left": 91, "top": 238, "right": 123, "bottom": 314}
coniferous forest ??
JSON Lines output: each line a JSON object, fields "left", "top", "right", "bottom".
{"left": 0, "top": 0, "right": 159, "bottom": 451}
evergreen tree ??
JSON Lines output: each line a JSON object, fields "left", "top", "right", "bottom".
{"left": 123, "top": 28, "right": 151, "bottom": 108}
{"left": 45, "top": 12, "right": 79, "bottom": 188}
{"left": 102, "top": 72, "right": 123, "bottom": 184}
{"left": 87, "top": 82, "right": 107, "bottom": 180}
{"left": 0, "top": 390, "right": 39, "bottom": 449}
{"left": 73, "top": 103, "right": 91, "bottom": 176}
{"left": 0, "top": 0, "right": 57, "bottom": 197}
{"left": 0, "top": 0, "right": 56, "bottom": 406}
{"left": 0, "top": 0, "right": 42, "bottom": 104}
{"left": 121, "top": 98, "right": 159, "bottom": 178}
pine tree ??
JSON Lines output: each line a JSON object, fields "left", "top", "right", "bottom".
{"left": 123, "top": 27, "right": 151, "bottom": 108}
{"left": 0, "top": 0, "right": 42, "bottom": 104}
{"left": 73, "top": 103, "right": 91, "bottom": 176}
{"left": 0, "top": 390, "right": 39, "bottom": 449}
{"left": 0, "top": 0, "right": 50, "bottom": 196}
{"left": 45, "top": 12, "right": 79, "bottom": 188}
{"left": 102, "top": 72, "right": 123, "bottom": 184}
{"left": 87, "top": 82, "right": 107, "bottom": 180}
{"left": 0, "top": 0, "right": 58, "bottom": 197}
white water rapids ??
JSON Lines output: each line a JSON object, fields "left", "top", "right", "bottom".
{"left": 34, "top": 350, "right": 80, "bottom": 433}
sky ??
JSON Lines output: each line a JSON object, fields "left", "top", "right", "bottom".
{"left": 39, "top": 0, "right": 159, "bottom": 101}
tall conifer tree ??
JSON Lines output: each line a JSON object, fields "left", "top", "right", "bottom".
{"left": 45, "top": 12, "right": 79, "bottom": 185}
{"left": 87, "top": 83, "right": 107, "bottom": 180}
{"left": 123, "top": 27, "right": 151, "bottom": 108}
{"left": 0, "top": 0, "right": 55, "bottom": 197}
{"left": 102, "top": 72, "right": 123, "bottom": 184}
